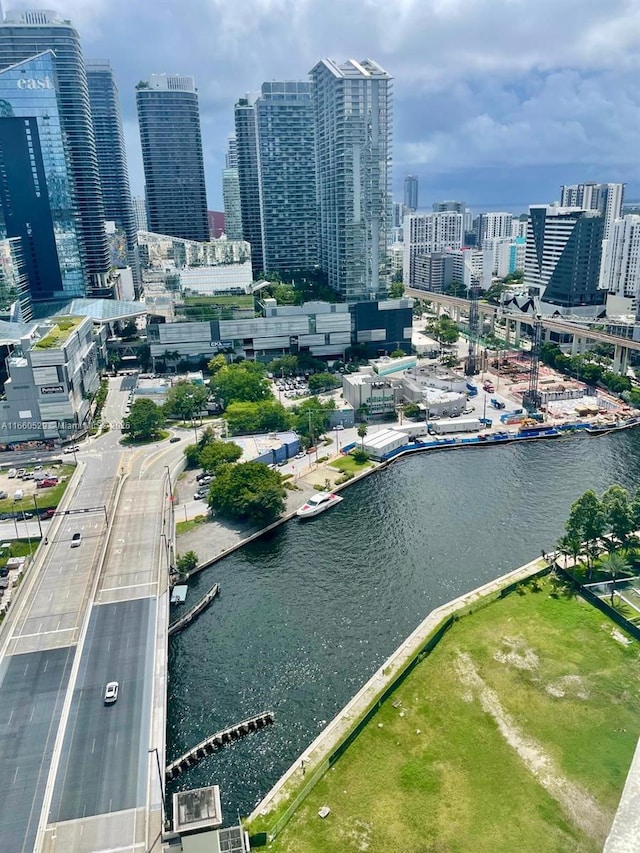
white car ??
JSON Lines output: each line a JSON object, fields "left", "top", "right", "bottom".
{"left": 104, "top": 681, "right": 119, "bottom": 704}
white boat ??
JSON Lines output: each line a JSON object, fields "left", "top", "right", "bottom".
{"left": 296, "top": 491, "right": 343, "bottom": 519}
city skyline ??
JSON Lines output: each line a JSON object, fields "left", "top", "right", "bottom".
{"left": 7, "top": 0, "right": 638, "bottom": 212}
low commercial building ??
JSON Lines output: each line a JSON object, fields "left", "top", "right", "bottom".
{"left": 401, "top": 365, "right": 467, "bottom": 415}
{"left": 0, "top": 315, "right": 101, "bottom": 444}
{"left": 342, "top": 368, "right": 404, "bottom": 418}
{"left": 362, "top": 427, "right": 409, "bottom": 460}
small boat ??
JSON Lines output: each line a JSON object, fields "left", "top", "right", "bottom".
{"left": 296, "top": 491, "right": 343, "bottom": 519}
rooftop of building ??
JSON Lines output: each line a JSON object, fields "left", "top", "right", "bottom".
{"left": 33, "top": 316, "right": 84, "bottom": 349}
{"left": 58, "top": 298, "right": 146, "bottom": 323}
{"left": 172, "top": 785, "right": 222, "bottom": 834}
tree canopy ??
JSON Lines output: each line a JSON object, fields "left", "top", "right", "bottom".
{"left": 207, "top": 354, "right": 227, "bottom": 375}
{"left": 225, "top": 399, "right": 291, "bottom": 434}
{"left": 307, "top": 372, "right": 340, "bottom": 394}
{"left": 432, "top": 317, "right": 459, "bottom": 345}
{"left": 199, "top": 439, "right": 242, "bottom": 473}
{"left": 210, "top": 361, "right": 272, "bottom": 408}
{"left": 164, "top": 381, "right": 209, "bottom": 420}
{"left": 208, "top": 461, "right": 286, "bottom": 525}
{"left": 124, "top": 398, "right": 164, "bottom": 440}
{"left": 290, "top": 397, "right": 336, "bottom": 445}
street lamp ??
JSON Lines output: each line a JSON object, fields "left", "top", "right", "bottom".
{"left": 31, "top": 493, "right": 43, "bottom": 539}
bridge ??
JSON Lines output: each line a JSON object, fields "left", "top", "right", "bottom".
{"left": 407, "top": 287, "right": 640, "bottom": 374}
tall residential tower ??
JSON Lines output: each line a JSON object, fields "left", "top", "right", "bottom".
{"left": 136, "top": 73, "right": 208, "bottom": 242}
{"left": 310, "top": 58, "right": 393, "bottom": 301}
{"left": 0, "top": 9, "right": 111, "bottom": 295}
{"left": 87, "top": 60, "right": 139, "bottom": 291}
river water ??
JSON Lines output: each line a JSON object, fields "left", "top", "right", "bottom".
{"left": 167, "top": 429, "right": 640, "bottom": 820}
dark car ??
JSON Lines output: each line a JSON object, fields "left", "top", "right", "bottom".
{"left": 169, "top": 436, "right": 181, "bottom": 443}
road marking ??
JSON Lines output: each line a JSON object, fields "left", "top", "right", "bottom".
{"left": 8, "top": 709, "right": 13, "bottom": 725}
{"left": 15, "top": 626, "right": 75, "bottom": 639}
{"left": 24, "top": 662, "right": 29, "bottom": 675}
{"left": 100, "top": 581, "right": 156, "bottom": 592}
{"left": 29, "top": 705, "right": 34, "bottom": 722}
{"left": 91, "top": 738, "right": 95, "bottom": 754}
{"left": 115, "top": 732, "right": 119, "bottom": 749}
{"left": 43, "top": 659, "right": 48, "bottom": 672}
{"left": 12, "top": 766, "right": 19, "bottom": 784}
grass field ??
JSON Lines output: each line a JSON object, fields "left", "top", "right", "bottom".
{"left": 176, "top": 516, "right": 207, "bottom": 536}
{"left": 328, "top": 455, "right": 372, "bottom": 476}
{"left": 0, "top": 464, "right": 75, "bottom": 515}
{"left": 259, "top": 577, "right": 640, "bottom": 853}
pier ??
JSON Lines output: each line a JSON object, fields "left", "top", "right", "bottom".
{"left": 166, "top": 711, "right": 275, "bottom": 781}
{"left": 168, "top": 581, "right": 220, "bottom": 636}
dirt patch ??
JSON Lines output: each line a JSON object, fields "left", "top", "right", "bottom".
{"left": 341, "top": 817, "right": 372, "bottom": 851}
{"left": 610, "top": 627, "right": 633, "bottom": 646}
{"left": 493, "top": 635, "right": 539, "bottom": 670}
{"left": 455, "top": 651, "right": 609, "bottom": 843}
{"left": 546, "top": 674, "right": 590, "bottom": 700}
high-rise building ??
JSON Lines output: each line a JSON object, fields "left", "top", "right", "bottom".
{"left": 404, "top": 175, "right": 418, "bottom": 212}
{"left": 0, "top": 51, "right": 84, "bottom": 303}
{"left": 136, "top": 73, "right": 208, "bottom": 242}
{"left": 310, "top": 58, "right": 392, "bottom": 301}
{"left": 0, "top": 9, "right": 111, "bottom": 295}
{"left": 525, "top": 206, "right": 605, "bottom": 309}
{"left": 0, "top": 237, "right": 31, "bottom": 320}
{"left": 132, "top": 196, "right": 147, "bottom": 232}
{"left": 476, "top": 212, "right": 513, "bottom": 242}
{"left": 432, "top": 200, "right": 465, "bottom": 213}
{"left": 403, "top": 212, "right": 464, "bottom": 288}
{"left": 222, "top": 169, "right": 242, "bottom": 241}
{"left": 600, "top": 215, "right": 640, "bottom": 299}
{"left": 560, "top": 182, "right": 624, "bottom": 240}
{"left": 255, "top": 81, "right": 317, "bottom": 275}
{"left": 234, "top": 93, "right": 262, "bottom": 274}
{"left": 225, "top": 135, "right": 237, "bottom": 169}
{"left": 86, "top": 60, "right": 139, "bottom": 291}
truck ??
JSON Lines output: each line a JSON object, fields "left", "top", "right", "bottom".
{"left": 429, "top": 417, "right": 482, "bottom": 435}
{"left": 466, "top": 382, "right": 478, "bottom": 397}
{"left": 483, "top": 380, "right": 495, "bottom": 393}
{"left": 490, "top": 398, "right": 505, "bottom": 410}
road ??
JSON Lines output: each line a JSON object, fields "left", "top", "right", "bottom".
{"left": 0, "top": 374, "right": 184, "bottom": 853}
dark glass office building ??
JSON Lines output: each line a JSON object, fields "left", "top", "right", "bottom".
{"left": 234, "top": 94, "right": 263, "bottom": 275}
{"left": 87, "top": 61, "right": 140, "bottom": 291}
{"left": 0, "top": 51, "right": 84, "bottom": 303}
{"left": 0, "top": 9, "right": 110, "bottom": 295}
{"left": 136, "top": 74, "right": 208, "bottom": 242}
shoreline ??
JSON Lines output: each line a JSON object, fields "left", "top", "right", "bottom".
{"left": 246, "top": 551, "right": 550, "bottom": 836}
{"left": 184, "top": 418, "right": 640, "bottom": 580}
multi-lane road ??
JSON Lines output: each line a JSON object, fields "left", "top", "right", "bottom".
{"left": 0, "top": 376, "right": 183, "bottom": 853}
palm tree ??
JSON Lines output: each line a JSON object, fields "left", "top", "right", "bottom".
{"left": 557, "top": 532, "right": 584, "bottom": 571}
{"left": 599, "top": 552, "right": 630, "bottom": 606}
{"left": 357, "top": 422, "right": 368, "bottom": 449}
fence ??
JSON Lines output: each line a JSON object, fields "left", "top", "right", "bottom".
{"left": 555, "top": 565, "right": 640, "bottom": 642}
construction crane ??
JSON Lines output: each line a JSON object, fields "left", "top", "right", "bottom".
{"left": 522, "top": 316, "right": 543, "bottom": 414}
{"left": 464, "top": 282, "right": 480, "bottom": 376}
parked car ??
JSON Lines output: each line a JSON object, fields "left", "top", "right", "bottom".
{"left": 193, "top": 491, "right": 206, "bottom": 500}
{"left": 0, "top": 491, "right": 7, "bottom": 500}
{"left": 37, "top": 478, "right": 58, "bottom": 489}
{"left": 16, "top": 468, "right": 25, "bottom": 479}
{"left": 13, "top": 489, "right": 23, "bottom": 500}
{"left": 7, "top": 468, "right": 16, "bottom": 478}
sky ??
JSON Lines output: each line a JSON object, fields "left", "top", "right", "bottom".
{"left": 7, "top": 0, "right": 640, "bottom": 213}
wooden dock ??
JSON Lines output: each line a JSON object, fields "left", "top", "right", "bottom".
{"left": 168, "top": 582, "right": 219, "bottom": 637}
{"left": 165, "top": 711, "right": 274, "bottom": 780}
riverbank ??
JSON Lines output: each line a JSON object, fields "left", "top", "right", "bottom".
{"left": 249, "top": 566, "right": 639, "bottom": 852}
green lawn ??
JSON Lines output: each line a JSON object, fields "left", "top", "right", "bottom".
{"left": 0, "top": 539, "right": 37, "bottom": 565}
{"left": 176, "top": 515, "right": 207, "bottom": 536}
{"left": 328, "top": 455, "right": 372, "bottom": 476}
{"left": 257, "top": 576, "right": 639, "bottom": 853}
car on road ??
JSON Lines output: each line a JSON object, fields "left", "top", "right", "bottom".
{"left": 104, "top": 681, "right": 119, "bottom": 705}
{"left": 463, "top": 407, "right": 474, "bottom": 415}
{"left": 71, "top": 532, "right": 81, "bottom": 547}
{"left": 42, "top": 508, "right": 56, "bottom": 519}
{"left": 169, "top": 436, "right": 181, "bottom": 443}
{"left": 295, "top": 451, "right": 305, "bottom": 459}
{"left": 334, "top": 424, "right": 344, "bottom": 430}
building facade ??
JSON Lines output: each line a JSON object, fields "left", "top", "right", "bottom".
{"left": 222, "top": 170, "right": 242, "bottom": 240}
{"left": 525, "top": 206, "right": 605, "bottom": 309}
{"left": 254, "top": 81, "right": 317, "bottom": 276}
{"left": 0, "top": 315, "right": 101, "bottom": 444}
{"left": 136, "top": 74, "right": 208, "bottom": 242}
{"left": 234, "top": 94, "right": 263, "bottom": 275}
{"left": 0, "top": 9, "right": 110, "bottom": 295}
{"left": 0, "top": 52, "right": 84, "bottom": 303}
{"left": 475, "top": 212, "right": 513, "bottom": 243}
{"left": 560, "top": 182, "right": 624, "bottom": 240}
{"left": 404, "top": 175, "right": 418, "bottom": 212}
{"left": 403, "top": 212, "right": 464, "bottom": 288}
{"left": 600, "top": 215, "right": 640, "bottom": 300}
{"left": 311, "top": 58, "right": 392, "bottom": 301}
{"left": 86, "top": 60, "right": 139, "bottom": 291}
{"left": 0, "top": 237, "right": 31, "bottom": 320}
{"left": 132, "top": 196, "right": 147, "bottom": 232}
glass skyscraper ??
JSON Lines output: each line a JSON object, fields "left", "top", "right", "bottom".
{"left": 0, "top": 10, "right": 111, "bottom": 295}
{"left": 87, "top": 61, "right": 140, "bottom": 292}
{"left": 234, "top": 93, "right": 263, "bottom": 275}
{"left": 0, "top": 51, "right": 84, "bottom": 302}
{"left": 136, "top": 74, "right": 208, "bottom": 242}
{"left": 310, "top": 58, "right": 393, "bottom": 301}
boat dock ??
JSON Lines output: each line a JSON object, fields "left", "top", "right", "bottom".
{"left": 165, "top": 711, "right": 274, "bottom": 781}
{"left": 168, "top": 582, "right": 220, "bottom": 636}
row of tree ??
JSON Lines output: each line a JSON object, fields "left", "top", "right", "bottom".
{"left": 540, "top": 342, "right": 632, "bottom": 394}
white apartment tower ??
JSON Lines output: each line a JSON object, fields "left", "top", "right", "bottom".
{"left": 600, "top": 215, "right": 640, "bottom": 299}
{"left": 560, "top": 182, "right": 624, "bottom": 240}
{"left": 476, "top": 212, "right": 513, "bottom": 242}
{"left": 403, "top": 212, "right": 464, "bottom": 288}
{"left": 310, "top": 58, "right": 393, "bottom": 301}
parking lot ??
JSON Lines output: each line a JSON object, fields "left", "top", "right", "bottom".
{"left": 0, "top": 462, "right": 71, "bottom": 516}
{"left": 271, "top": 376, "right": 310, "bottom": 406}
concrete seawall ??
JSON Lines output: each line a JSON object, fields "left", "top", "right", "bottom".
{"left": 248, "top": 552, "right": 548, "bottom": 827}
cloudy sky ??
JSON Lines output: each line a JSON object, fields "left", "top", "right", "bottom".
{"left": 9, "top": 0, "right": 640, "bottom": 213}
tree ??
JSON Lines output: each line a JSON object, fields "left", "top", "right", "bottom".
{"left": 357, "top": 422, "right": 368, "bottom": 448}
{"left": 602, "top": 485, "right": 634, "bottom": 549}
{"left": 184, "top": 443, "right": 200, "bottom": 468}
{"left": 557, "top": 532, "right": 584, "bottom": 569}
{"left": 176, "top": 550, "right": 198, "bottom": 578}
{"left": 164, "top": 381, "right": 209, "bottom": 420}
{"left": 565, "top": 490, "right": 605, "bottom": 573}
{"left": 199, "top": 439, "right": 242, "bottom": 473}
{"left": 210, "top": 362, "right": 272, "bottom": 408}
{"left": 599, "top": 552, "right": 630, "bottom": 606}
{"left": 389, "top": 349, "right": 406, "bottom": 359}
{"left": 107, "top": 351, "right": 121, "bottom": 375}
{"left": 207, "top": 354, "right": 227, "bottom": 375}
{"left": 308, "top": 372, "right": 340, "bottom": 394}
{"left": 433, "top": 317, "right": 459, "bottom": 345}
{"left": 125, "top": 398, "right": 164, "bottom": 440}
{"left": 290, "top": 397, "right": 336, "bottom": 446}
{"left": 225, "top": 400, "right": 291, "bottom": 434}
{"left": 403, "top": 403, "right": 421, "bottom": 419}
{"left": 388, "top": 280, "right": 404, "bottom": 298}
{"left": 268, "top": 355, "right": 299, "bottom": 377}
{"left": 208, "top": 461, "right": 286, "bottom": 525}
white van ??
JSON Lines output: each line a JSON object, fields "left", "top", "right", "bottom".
{"left": 7, "top": 468, "right": 16, "bottom": 478}
{"left": 13, "top": 489, "right": 23, "bottom": 500}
